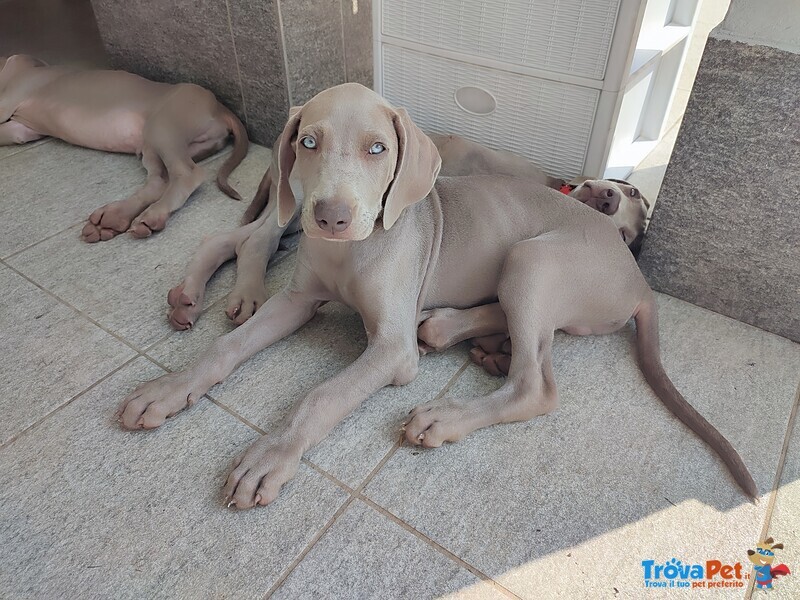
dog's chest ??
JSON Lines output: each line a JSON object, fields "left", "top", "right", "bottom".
{"left": 304, "top": 224, "right": 428, "bottom": 311}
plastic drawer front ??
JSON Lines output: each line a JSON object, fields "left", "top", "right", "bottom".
{"left": 381, "top": 44, "right": 599, "bottom": 178}
{"left": 381, "top": 0, "right": 621, "bottom": 80}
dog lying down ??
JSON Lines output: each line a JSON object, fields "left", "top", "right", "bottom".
{"left": 166, "top": 131, "right": 649, "bottom": 331}
{"left": 0, "top": 54, "right": 248, "bottom": 241}
{"left": 430, "top": 133, "right": 650, "bottom": 255}
{"left": 120, "top": 84, "right": 754, "bottom": 508}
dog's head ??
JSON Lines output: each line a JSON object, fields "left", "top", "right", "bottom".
{"left": 747, "top": 538, "right": 784, "bottom": 566}
{"left": 568, "top": 178, "right": 650, "bottom": 255}
{"left": 274, "top": 83, "right": 441, "bottom": 241}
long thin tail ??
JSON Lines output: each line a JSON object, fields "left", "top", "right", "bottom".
{"left": 241, "top": 166, "right": 272, "bottom": 225}
{"left": 216, "top": 108, "right": 249, "bottom": 200}
{"left": 634, "top": 292, "right": 758, "bottom": 499}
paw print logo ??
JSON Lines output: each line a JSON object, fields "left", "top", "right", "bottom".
{"left": 663, "top": 558, "right": 684, "bottom": 579}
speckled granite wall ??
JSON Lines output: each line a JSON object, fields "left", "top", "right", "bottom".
{"left": 638, "top": 37, "right": 800, "bottom": 342}
{"left": 89, "top": 0, "right": 373, "bottom": 144}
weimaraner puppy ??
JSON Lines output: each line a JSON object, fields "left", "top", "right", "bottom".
{"left": 0, "top": 54, "right": 248, "bottom": 241}
{"left": 165, "top": 132, "right": 647, "bottom": 330}
{"left": 118, "top": 83, "right": 756, "bottom": 509}
{"left": 432, "top": 133, "right": 650, "bottom": 250}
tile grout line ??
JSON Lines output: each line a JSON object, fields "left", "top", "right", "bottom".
{"left": 0, "top": 258, "right": 145, "bottom": 356}
{"left": 145, "top": 353, "right": 367, "bottom": 599}
{"left": 136, "top": 353, "right": 358, "bottom": 498}
{"left": 3, "top": 229, "right": 298, "bottom": 364}
{"left": 262, "top": 356, "right": 475, "bottom": 598}
{"left": 301, "top": 459, "right": 356, "bottom": 495}
{"left": 345, "top": 355, "right": 471, "bottom": 496}
{"left": 263, "top": 495, "right": 358, "bottom": 599}
{"left": 2, "top": 222, "right": 83, "bottom": 262}
{"left": 357, "top": 496, "right": 523, "bottom": 600}
{"left": 0, "top": 354, "right": 141, "bottom": 450}
{"left": 346, "top": 357, "right": 526, "bottom": 599}
{"left": 744, "top": 379, "right": 800, "bottom": 600}
{"left": 0, "top": 138, "right": 53, "bottom": 163}
{"left": 262, "top": 437, "right": 404, "bottom": 599}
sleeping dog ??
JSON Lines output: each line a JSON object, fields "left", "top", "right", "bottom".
{"left": 431, "top": 134, "right": 650, "bottom": 255}
{"left": 0, "top": 54, "right": 248, "bottom": 242}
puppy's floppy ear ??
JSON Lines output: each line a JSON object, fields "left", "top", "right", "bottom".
{"left": 772, "top": 543, "right": 784, "bottom": 550}
{"left": 276, "top": 107, "right": 304, "bottom": 227}
{"left": 383, "top": 108, "right": 441, "bottom": 229}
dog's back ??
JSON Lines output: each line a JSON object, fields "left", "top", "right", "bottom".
{"left": 425, "top": 174, "right": 619, "bottom": 309}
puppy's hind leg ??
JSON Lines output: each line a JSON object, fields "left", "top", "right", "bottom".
{"left": 0, "top": 120, "right": 45, "bottom": 145}
{"left": 129, "top": 144, "right": 204, "bottom": 238}
{"left": 168, "top": 215, "right": 266, "bottom": 330}
{"left": 417, "top": 303, "right": 508, "bottom": 354}
{"left": 406, "top": 239, "right": 560, "bottom": 447}
{"left": 82, "top": 148, "right": 167, "bottom": 242}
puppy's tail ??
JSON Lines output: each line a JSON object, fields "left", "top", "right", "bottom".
{"left": 634, "top": 292, "right": 758, "bottom": 500}
{"left": 241, "top": 166, "right": 272, "bottom": 225}
{"left": 216, "top": 108, "right": 249, "bottom": 201}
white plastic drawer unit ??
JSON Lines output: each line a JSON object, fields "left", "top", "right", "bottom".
{"left": 382, "top": 45, "right": 599, "bottom": 178}
{"left": 382, "top": 0, "right": 621, "bottom": 80}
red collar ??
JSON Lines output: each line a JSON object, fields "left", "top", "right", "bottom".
{"left": 560, "top": 183, "right": 577, "bottom": 195}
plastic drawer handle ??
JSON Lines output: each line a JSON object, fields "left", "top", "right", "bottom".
{"left": 453, "top": 86, "right": 497, "bottom": 116}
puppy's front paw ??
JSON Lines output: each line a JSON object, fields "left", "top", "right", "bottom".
{"left": 404, "top": 400, "right": 474, "bottom": 448}
{"left": 167, "top": 281, "right": 204, "bottom": 330}
{"left": 225, "top": 283, "right": 268, "bottom": 326}
{"left": 223, "top": 436, "right": 302, "bottom": 509}
{"left": 116, "top": 371, "right": 203, "bottom": 430}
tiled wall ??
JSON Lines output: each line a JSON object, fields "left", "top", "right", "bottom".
{"left": 89, "top": 0, "right": 373, "bottom": 145}
{"left": 638, "top": 37, "right": 800, "bottom": 342}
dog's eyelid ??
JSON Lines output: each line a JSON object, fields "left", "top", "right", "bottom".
{"left": 298, "top": 126, "right": 323, "bottom": 140}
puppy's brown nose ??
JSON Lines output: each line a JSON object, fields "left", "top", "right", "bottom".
{"left": 314, "top": 201, "right": 352, "bottom": 234}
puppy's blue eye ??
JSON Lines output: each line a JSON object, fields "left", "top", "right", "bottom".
{"left": 301, "top": 137, "right": 317, "bottom": 149}
{"left": 369, "top": 142, "right": 386, "bottom": 155}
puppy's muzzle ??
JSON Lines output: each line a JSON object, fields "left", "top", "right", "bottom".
{"left": 314, "top": 200, "right": 353, "bottom": 235}
{"left": 597, "top": 189, "right": 620, "bottom": 215}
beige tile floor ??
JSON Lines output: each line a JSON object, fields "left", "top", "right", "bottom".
{"left": 1, "top": 136, "right": 798, "bottom": 599}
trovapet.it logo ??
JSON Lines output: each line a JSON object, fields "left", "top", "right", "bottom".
{"left": 642, "top": 558, "right": 747, "bottom": 589}
{"left": 642, "top": 539, "right": 791, "bottom": 591}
